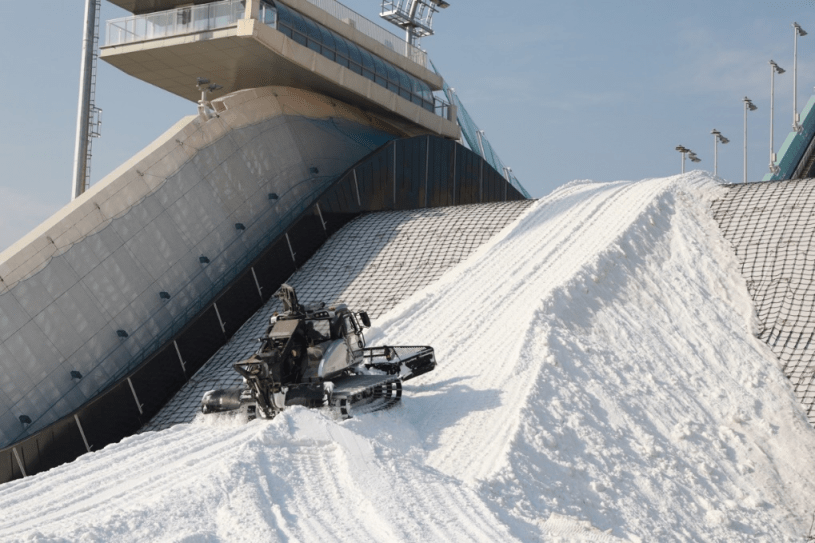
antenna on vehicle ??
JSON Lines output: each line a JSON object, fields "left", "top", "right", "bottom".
{"left": 380, "top": 0, "right": 450, "bottom": 48}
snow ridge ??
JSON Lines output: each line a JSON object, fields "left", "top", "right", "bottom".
{"left": 2, "top": 173, "right": 815, "bottom": 542}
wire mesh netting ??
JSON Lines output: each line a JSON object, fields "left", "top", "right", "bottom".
{"left": 711, "top": 179, "right": 815, "bottom": 425}
{"left": 144, "top": 200, "right": 535, "bottom": 430}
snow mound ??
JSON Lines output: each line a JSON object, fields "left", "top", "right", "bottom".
{"left": 2, "top": 172, "right": 815, "bottom": 542}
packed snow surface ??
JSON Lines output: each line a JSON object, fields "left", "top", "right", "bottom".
{"left": 3, "top": 172, "right": 815, "bottom": 542}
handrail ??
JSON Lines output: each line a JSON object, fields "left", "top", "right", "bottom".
{"left": 105, "top": 0, "right": 245, "bottom": 46}
{"left": 303, "top": 0, "right": 427, "bottom": 67}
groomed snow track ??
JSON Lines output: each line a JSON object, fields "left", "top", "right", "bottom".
{"left": 4, "top": 174, "right": 815, "bottom": 542}
{"left": 146, "top": 201, "right": 535, "bottom": 430}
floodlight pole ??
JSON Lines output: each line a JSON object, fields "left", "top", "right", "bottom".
{"left": 71, "top": 0, "right": 99, "bottom": 200}
{"left": 793, "top": 23, "right": 808, "bottom": 133}
{"left": 744, "top": 97, "right": 757, "bottom": 183}
{"left": 711, "top": 130, "right": 729, "bottom": 178}
{"left": 769, "top": 61, "right": 785, "bottom": 174}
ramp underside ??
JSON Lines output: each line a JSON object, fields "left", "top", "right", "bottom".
{"left": 145, "top": 201, "right": 534, "bottom": 430}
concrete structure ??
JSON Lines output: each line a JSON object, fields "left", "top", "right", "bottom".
{"left": 0, "top": 0, "right": 530, "bottom": 481}
{"left": 0, "top": 87, "right": 396, "bottom": 446}
{"left": 101, "top": 0, "right": 458, "bottom": 139}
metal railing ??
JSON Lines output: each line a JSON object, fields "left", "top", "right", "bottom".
{"left": 105, "top": 0, "right": 245, "bottom": 46}
{"left": 304, "top": 0, "right": 427, "bottom": 67}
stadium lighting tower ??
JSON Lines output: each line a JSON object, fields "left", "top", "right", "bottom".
{"left": 380, "top": 0, "right": 450, "bottom": 48}
{"left": 743, "top": 97, "right": 758, "bottom": 183}
{"left": 769, "top": 60, "right": 785, "bottom": 174}
{"left": 676, "top": 145, "right": 702, "bottom": 174}
{"left": 711, "top": 129, "right": 729, "bottom": 177}
{"left": 793, "top": 22, "right": 807, "bottom": 133}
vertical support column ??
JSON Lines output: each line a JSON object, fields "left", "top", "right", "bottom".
{"left": 479, "top": 159, "right": 483, "bottom": 203}
{"left": 452, "top": 144, "right": 457, "bottom": 205}
{"left": 245, "top": 0, "right": 260, "bottom": 20}
{"left": 71, "top": 0, "right": 98, "bottom": 200}
{"left": 425, "top": 135, "right": 430, "bottom": 208}
{"left": 74, "top": 414, "right": 92, "bottom": 452}
{"left": 251, "top": 267, "right": 264, "bottom": 301}
{"left": 393, "top": 141, "right": 398, "bottom": 206}
{"left": 173, "top": 340, "right": 187, "bottom": 377}
{"left": 12, "top": 447, "right": 26, "bottom": 477}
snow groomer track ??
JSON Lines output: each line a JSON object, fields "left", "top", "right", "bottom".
{"left": 4, "top": 173, "right": 815, "bottom": 542}
{"left": 147, "top": 201, "right": 535, "bottom": 429}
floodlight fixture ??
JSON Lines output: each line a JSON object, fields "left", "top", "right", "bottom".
{"left": 196, "top": 77, "right": 210, "bottom": 87}
{"left": 208, "top": 84, "right": 223, "bottom": 93}
{"left": 676, "top": 145, "right": 697, "bottom": 173}
{"left": 159, "top": 291, "right": 171, "bottom": 300}
{"left": 116, "top": 329, "right": 129, "bottom": 339}
{"left": 19, "top": 415, "right": 31, "bottom": 425}
{"left": 70, "top": 370, "right": 83, "bottom": 381}
{"left": 711, "top": 129, "right": 729, "bottom": 176}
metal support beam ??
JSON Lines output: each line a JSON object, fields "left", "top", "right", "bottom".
{"left": 285, "top": 233, "right": 296, "bottom": 264}
{"left": 74, "top": 414, "right": 92, "bottom": 452}
{"left": 173, "top": 340, "right": 187, "bottom": 376}
{"left": 12, "top": 447, "right": 26, "bottom": 477}
{"left": 127, "top": 378, "right": 144, "bottom": 415}
{"left": 352, "top": 169, "right": 361, "bottom": 206}
{"left": 251, "top": 267, "right": 264, "bottom": 301}
{"left": 315, "top": 203, "right": 327, "bottom": 232}
{"left": 213, "top": 302, "right": 227, "bottom": 336}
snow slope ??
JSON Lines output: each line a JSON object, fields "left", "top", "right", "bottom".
{"left": 2, "top": 172, "right": 815, "bottom": 542}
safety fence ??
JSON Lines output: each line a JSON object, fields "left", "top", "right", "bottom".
{"left": 711, "top": 178, "right": 815, "bottom": 424}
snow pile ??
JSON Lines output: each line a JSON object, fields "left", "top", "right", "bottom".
{"left": 2, "top": 172, "right": 815, "bottom": 542}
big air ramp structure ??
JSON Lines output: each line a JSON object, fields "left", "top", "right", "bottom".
{"left": 0, "top": 0, "right": 534, "bottom": 482}
{"left": 0, "top": 87, "right": 527, "bottom": 482}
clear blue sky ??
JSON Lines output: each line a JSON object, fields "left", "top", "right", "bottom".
{"left": 1, "top": 0, "right": 815, "bottom": 250}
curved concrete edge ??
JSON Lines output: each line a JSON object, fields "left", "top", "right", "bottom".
{"left": 0, "top": 133, "right": 527, "bottom": 484}
{"left": 0, "top": 86, "right": 400, "bottom": 292}
{"left": 0, "top": 86, "right": 398, "bottom": 446}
